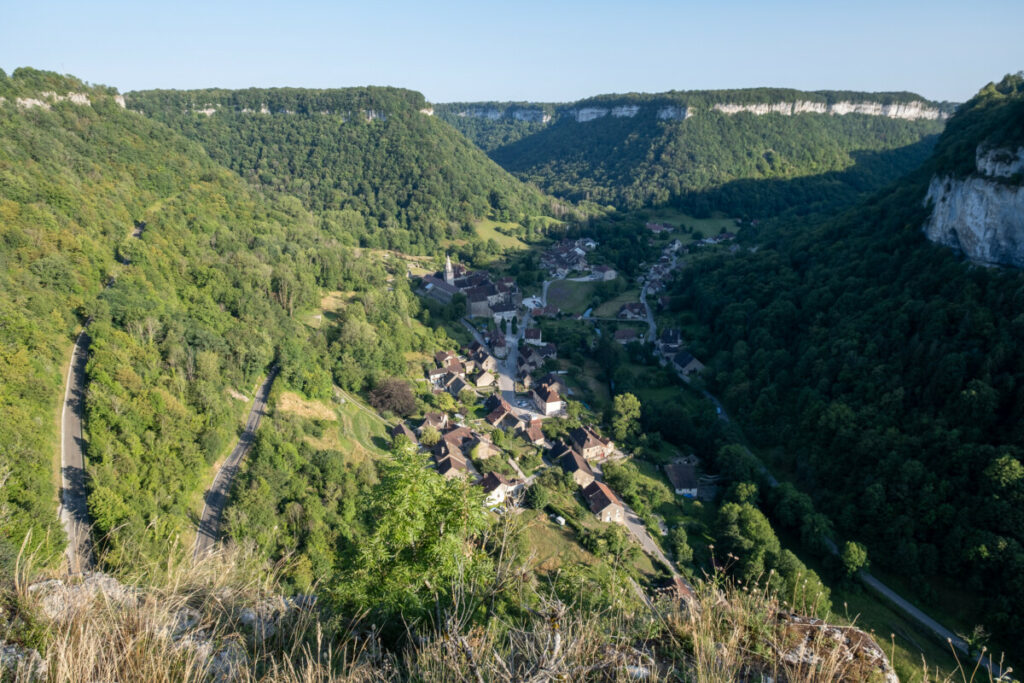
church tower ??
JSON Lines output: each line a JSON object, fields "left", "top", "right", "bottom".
{"left": 444, "top": 253, "right": 455, "bottom": 285}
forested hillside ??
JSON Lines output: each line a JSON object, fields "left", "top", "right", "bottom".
{"left": 126, "top": 88, "right": 560, "bottom": 253}
{"left": 670, "top": 75, "right": 1024, "bottom": 654}
{"left": 440, "top": 89, "right": 949, "bottom": 215}
{"left": 0, "top": 68, "right": 365, "bottom": 570}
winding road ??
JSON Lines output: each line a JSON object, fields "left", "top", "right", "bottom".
{"left": 702, "top": 376, "right": 1002, "bottom": 673}
{"left": 630, "top": 243, "right": 1006, "bottom": 672}
{"left": 59, "top": 328, "right": 95, "bottom": 576}
{"left": 193, "top": 368, "right": 278, "bottom": 560}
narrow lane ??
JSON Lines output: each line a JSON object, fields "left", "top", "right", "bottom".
{"left": 59, "top": 328, "right": 95, "bottom": 576}
{"left": 701, "top": 374, "right": 1001, "bottom": 671}
{"left": 193, "top": 368, "right": 278, "bottom": 560}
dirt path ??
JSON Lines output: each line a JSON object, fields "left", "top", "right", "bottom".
{"left": 193, "top": 368, "right": 277, "bottom": 560}
{"left": 59, "top": 328, "right": 95, "bottom": 576}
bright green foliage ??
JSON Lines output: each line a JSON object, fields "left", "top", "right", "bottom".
{"left": 332, "top": 448, "right": 491, "bottom": 620}
{"left": 126, "top": 88, "right": 556, "bottom": 252}
{"left": 610, "top": 392, "right": 641, "bottom": 442}
{"left": 0, "top": 68, "right": 388, "bottom": 570}
{"left": 841, "top": 541, "right": 869, "bottom": 578}
{"left": 226, "top": 413, "right": 377, "bottom": 593}
{"left": 669, "top": 526, "right": 693, "bottom": 564}
{"left": 715, "top": 503, "right": 831, "bottom": 616}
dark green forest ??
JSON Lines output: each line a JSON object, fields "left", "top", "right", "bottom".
{"left": 126, "top": 88, "right": 559, "bottom": 253}
{"left": 433, "top": 102, "right": 556, "bottom": 152}
{"left": 439, "top": 88, "right": 948, "bottom": 215}
{"left": 669, "top": 75, "right": 1024, "bottom": 652}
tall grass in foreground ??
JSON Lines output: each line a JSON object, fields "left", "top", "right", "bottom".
{"left": 1, "top": 539, "right": 1010, "bottom": 681}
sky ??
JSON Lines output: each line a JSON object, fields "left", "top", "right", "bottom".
{"left": 2, "top": 0, "right": 1022, "bottom": 103}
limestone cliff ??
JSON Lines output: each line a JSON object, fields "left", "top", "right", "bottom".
{"left": 923, "top": 145, "right": 1024, "bottom": 267}
{"left": 452, "top": 99, "right": 945, "bottom": 124}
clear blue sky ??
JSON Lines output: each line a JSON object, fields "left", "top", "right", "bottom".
{"left": 2, "top": 0, "right": 1021, "bottom": 103}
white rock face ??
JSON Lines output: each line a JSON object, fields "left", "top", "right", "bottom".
{"left": 923, "top": 146, "right": 1024, "bottom": 267}
{"left": 16, "top": 98, "right": 50, "bottom": 110}
{"left": 657, "top": 106, "right": 691, "bottom": 120}
{"left": 976, "top": 145, "right": 1024, "bottom": 178}
{"left": 713, "top": 102, "right": 792, "bottom": 115}
{"left": 195, "top": 107, "right": 217, "bottom": 116}
{"left": 611, "top": 105, "right": 640, "bottom": 118}
{"left": 711, "top": 99, "right": 944, "bottom": 120}
{"left": 572, "top": 107, "right": 609, "bottom": 122}
{"left": 459, "top": 107, "right": 503, "bottom": 120}
{"left": 114, "top": 94, "right": 126, "bottom": 108}
{"left": 419, "top": 107, "right": 434, "bottom": 116}
{"left": 793, "top": 100, "right": 828, "bottom": 114}
{"left": 511, "top": 108, "right": 547, "bottom": 123}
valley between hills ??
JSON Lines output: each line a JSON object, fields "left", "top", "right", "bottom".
{"left": 1, "top": 67, "right": 1023, "bottom": 681}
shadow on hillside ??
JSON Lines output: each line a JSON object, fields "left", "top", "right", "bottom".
{"left": 672, "top": 138, "right": 939, "bottom": 220}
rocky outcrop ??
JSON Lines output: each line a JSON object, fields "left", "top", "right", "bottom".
{"left": 28, "top": 572, "right": 139, "bottom": 619}
{"left": 712, "top": 99, "right": 945, "bottom": 120}
{"left": 12, "top": 91, "right": 93, "bottom": 110}
{"left": 15, "top": 572, "right": 312, "bottom": 681}
{"left": 572, "top": 107, "right": 609, "bottom": 122}
{"left": 777, "top": 614, "right": 899, "bottom": 683}
{"left": 0, "top": 642, "right": 47, "bottom": 681}
{"left": 512, "top": 108, "right": 549, "bottom": 123}
{"left": 448, "top": 99, "right": 943, "bottom": 125}
{"left": 455, "top": 107, "right": 551, "bottom": 123}
{"left": 923, "top": 145, "right": 1024, "bottom": 268}
{"left": 657, "top": 105, "right": 691, "bottom": 120}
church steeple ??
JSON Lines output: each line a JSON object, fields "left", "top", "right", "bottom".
{"left": 444, "top": 253, "right": 455, "bottom": 285}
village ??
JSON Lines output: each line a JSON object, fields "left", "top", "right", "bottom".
{"left": 398, "top": 232, "right": 727, "bottom": 576}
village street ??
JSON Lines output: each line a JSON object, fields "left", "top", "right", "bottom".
{"left": 639, "top": 250, "right": 678, "bottom": 345}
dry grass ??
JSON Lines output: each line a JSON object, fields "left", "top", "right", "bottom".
{"left": 276, "top": 392, "right": 337, "bottom": 422}
{"left": 2, "top": 535, "right": 1010, "bottom": 682}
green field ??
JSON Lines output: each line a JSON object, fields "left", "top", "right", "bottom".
{"left": 546, "top": 279, "right": 597, "bottom": 314}
{"left": 593, "top": 288, "right": 641, "bottom": 318}
{"left": 473, "top": 219, "right": 531, "bottom": 250}
{"left": 647, "top": 209, "right": 738, "bottom": 240}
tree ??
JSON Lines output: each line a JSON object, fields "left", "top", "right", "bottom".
{"left": 434, "top": 392, "right": 457, "bottom": 413}
{"left": 840, "top": 541, "right": 869, "bottom": 578}
{"left": 337, "top": 448, "right": 490, "bottom": 620}
{"left": 714, "top": 502, "right": 781, "bottom": 585}
{"left": 669, "top": 526, "right": 693, "bottom": 564}
{"left": 611, "top": 392, "right": 642, "bottom": 442}
{"left": 369, "top": 378, "right": 416, "bottom": 416}
{"left": 420, "top": 426, "right": 441, "bottom": 447}
{"left": 725, "top": 481, "right": 759, "bottom": 505}
{"left": 524, "top": 483, "right": 548, "bottom": 510}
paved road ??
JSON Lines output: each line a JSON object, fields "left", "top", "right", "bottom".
{"left": 623, "top": 506, "right": 677, "bottom": 576}
{"left": 59, "top": 328, "right": 95, "bottom": 576}
{"left": 634, "top": 249, "right": 999, "bottom": 668}
{"left": 703, "top": 389, "right": 1007, "bottom": 672}
{"left": 193, "top": 368, "right": 277, "bottom": 560}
